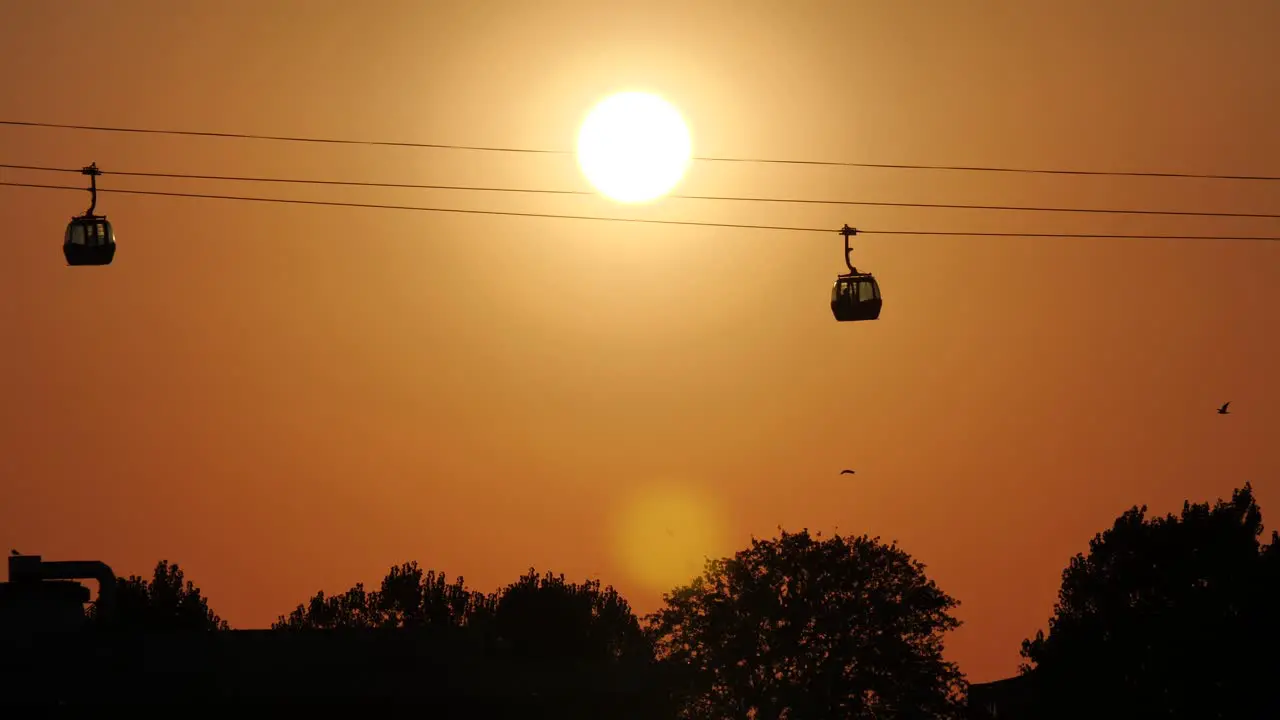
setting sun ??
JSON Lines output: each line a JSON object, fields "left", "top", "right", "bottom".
{"left": 575, "top": 91, "right": 692, "bottom": 203}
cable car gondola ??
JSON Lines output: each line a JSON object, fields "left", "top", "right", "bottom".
{"left": 63, "top": 163, "right": 116, "bottom": 267}
{"left": 830, "top": 224, "right": 881, "bottom": 322}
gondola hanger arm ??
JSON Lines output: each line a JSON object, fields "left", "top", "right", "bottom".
{"left": 839, "top": 223, "right": 858, "bottom": 274}
{"left": 81, "top": 162, "right": 101, "bottom": 217}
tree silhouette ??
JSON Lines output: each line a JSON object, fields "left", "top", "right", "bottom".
{"left": 377, "top": 561, "right": 487, "bottom": 629}
{"left": 88, "top": 560, "right": 228, "bottom": 631}
{"left": 647, "top": 528, "right": 967, "bottom": 720}
{"left": 272, "top": 582, "right": 381, "bottom": 630}
{"left": 1020, "top": 484, "right": 1280, "bottom": 719}
{"left": 273, "top": 561, "right": 486, "bottom": 630}
{"left": 269, "top": 562, "right": 666, "bottom": 711}
{"left": 489, "top": 568, "right": 653, "bottom": 666}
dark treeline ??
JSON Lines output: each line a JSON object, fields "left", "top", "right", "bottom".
{"left": 23, "top": 484, "right": 1280, "bottom": 718}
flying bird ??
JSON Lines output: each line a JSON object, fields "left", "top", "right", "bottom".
{"left": 1217, "top": 402, "right": 1231, "bottom": 415}
{"left": 840, "top": 469, "right": 856, "bottom": 475}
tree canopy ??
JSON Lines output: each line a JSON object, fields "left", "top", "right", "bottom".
{"left": 491, "top": 568, "right": 653, "bottom": 666}
{"left": 647, "top": 528, "right": 967, "bottom": 720}
{"left": 1020, "top": 483, "right": 1280, "bottom": 719}
{"left": 273, "top": 561, "right": 487, "bottom": 631}
{"left": 273, "top": 563, "right": 653, "bottom": 667}
{"left": 88, "top": 559, "right": 228, "bottom": 631}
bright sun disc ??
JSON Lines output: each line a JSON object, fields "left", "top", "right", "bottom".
{"left": 576, "top": 92, "right": 692, "bottom": 203}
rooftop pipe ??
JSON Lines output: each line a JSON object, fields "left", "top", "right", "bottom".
{"left": 7, "top": 555, "right": 117, "bottom": 619}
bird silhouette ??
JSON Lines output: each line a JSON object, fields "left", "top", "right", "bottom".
{"left": 1218, "top": 402, "right": 1231, "bottom": 415}
{"left": 840, "top": 469, "right": 856, "bottom": 475}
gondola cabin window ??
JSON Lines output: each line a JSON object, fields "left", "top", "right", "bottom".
{"left": 859, "top": 278, "right": 880, "bottom": 302}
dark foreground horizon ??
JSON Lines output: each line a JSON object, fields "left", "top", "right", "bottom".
{"left": 4, "top": 482, "right": 1280, "bottom": 718}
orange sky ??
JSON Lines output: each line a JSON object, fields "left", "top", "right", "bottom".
{"left": 2, "top": 1, "right": 1277, "bottom": 683}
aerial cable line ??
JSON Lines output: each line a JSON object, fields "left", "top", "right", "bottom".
{"left": 3, "top": 119, "right": 1279, "bottom": 182}
{"left": 4, "top": 163, "right": 1279, "bottom": 222}
{"left": 5, "top": 180, "right": 1280, "bottom": 243}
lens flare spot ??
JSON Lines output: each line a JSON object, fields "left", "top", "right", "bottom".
{"left": 611, "top": 479, "right": 728, "bottom": 594}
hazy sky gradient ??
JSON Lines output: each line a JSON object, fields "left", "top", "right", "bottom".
{"left": 2, "top": 1, "right": 1277, "bottom": 682}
